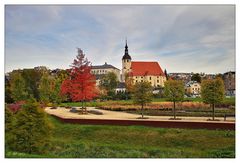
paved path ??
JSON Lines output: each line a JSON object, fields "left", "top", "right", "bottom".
{"left": 45, "top": 107, "right": 235, "bottom": 123}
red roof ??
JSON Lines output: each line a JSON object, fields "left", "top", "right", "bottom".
{"left": 130, "top": 61, "right": 165, "bottom": 76}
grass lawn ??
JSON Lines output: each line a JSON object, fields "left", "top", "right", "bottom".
{"left": 6, "top": 116, "right": 235, "bottom": 158}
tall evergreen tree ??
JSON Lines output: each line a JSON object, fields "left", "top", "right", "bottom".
{"left": 11, "top": 98, "right": 52, "bottom": 154}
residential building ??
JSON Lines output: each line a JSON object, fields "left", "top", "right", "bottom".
{"left": 115, "top": 82, "right": 126, "bottom": 93}
{"left": 185, "top": 81, "right": 201, "bottom": 97}
{"left": 91, "top": 62, "right": 121, "bottom": 85}
{"left": 223, "top": 71, "right": 235, "bottom": 96}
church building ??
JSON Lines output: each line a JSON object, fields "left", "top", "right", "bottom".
{"left": 121, "top": 41, "right": 166, "bottom": 87}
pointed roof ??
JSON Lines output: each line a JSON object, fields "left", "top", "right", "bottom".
{"left": 122, "top": 40, "right": 131, "bottom": 60}
{"left": 130, "top": 61, "right": 165, "bottom": 76}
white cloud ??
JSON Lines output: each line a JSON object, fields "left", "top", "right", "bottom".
{"left": 5, "top": 5, "right": 235, "bottom": 73}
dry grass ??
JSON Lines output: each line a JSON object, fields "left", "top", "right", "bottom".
{"left": 99, "top": 102, "right": 209, "bottom": 111}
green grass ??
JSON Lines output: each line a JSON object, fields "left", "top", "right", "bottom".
{"left": 6, "top": 115, "right": 235, "bottom": 158}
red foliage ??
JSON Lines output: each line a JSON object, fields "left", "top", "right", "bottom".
{"left": 61, "top": 48, "right": 98, "bottom": 102}
{"left": 8, "top": 100, "right": 26, "bottom": 113}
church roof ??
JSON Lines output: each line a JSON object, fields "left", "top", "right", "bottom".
{"left": 130, "top": 61, "right": 165, "bottom": 76}
{"left": 122, "top": 53, "right": 131, "bottom": 60}
{"left": 122, "top": 41, "right": 131, "bottom": 60}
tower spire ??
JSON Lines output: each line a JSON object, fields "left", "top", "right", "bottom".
{"left": 122, "top": 39, "right": 131, "bottom": 60}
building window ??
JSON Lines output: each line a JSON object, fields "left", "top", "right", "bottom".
{"left": 150, "top": 77, "right": 151, "bottom": 80}
{"left": 157, "top": 80, "right": 159, "bottom": 83}
{"left": 136, "top": 80, "right": 138, "bottom": 83}
{"left": 141, "top": 76, "right": 143, "bottom": 78}
{"left": 141, "top": 80, "right": 143, "bottom": 82}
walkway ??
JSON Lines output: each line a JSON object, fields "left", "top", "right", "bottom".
{"left": 45, "top": 107, "right": 235, "bottom": 123}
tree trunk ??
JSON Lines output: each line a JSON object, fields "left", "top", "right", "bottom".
{"left": 173, "top": 101, "right": 176, "bottom": 120}
{"left": 212, "top": 103, "right": 215, "bottom": 120}
{"left": 81, "top": 100, "right": 84, "bottom": 114}
{"left": 141, "top": 104, "right": 144, "bottom": 119}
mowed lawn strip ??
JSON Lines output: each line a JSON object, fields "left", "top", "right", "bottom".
{"left": 6, "top": 116, "right": 235, "bottom": 158}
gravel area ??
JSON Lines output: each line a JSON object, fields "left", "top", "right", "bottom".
{"left": 45, "top": 107, "right": 235, "bottom": 123}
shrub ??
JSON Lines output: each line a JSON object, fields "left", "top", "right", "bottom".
{"left": 8, "top": 98, "right": 52, "bottom": 154}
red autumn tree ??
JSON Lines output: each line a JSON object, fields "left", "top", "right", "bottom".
{"left": 61, "top": 48, "right": 98, "bottom": 113}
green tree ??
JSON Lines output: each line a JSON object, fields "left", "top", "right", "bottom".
{"left": 99, "top": 72, "right": 119, "bottom": 99}
{"left": 21, "top": 69, "right": 43, "bottom": 100}
{"left": 5, "top": 106, "right": 16, "bottom": 151}
{"left": 191, "top": 73, "right": 201, "bottom": 83}
{"left": 38, "top": 74, "right": 54, "bottom": 105}
{"left": 10, "top": 72, "right": 28, "bottom": 102}
{"left": 5, "top": 75, "right": 14, "bottom": 103}
{"left": 11, "top": 98, "right": 52, "bottom": 154}
{"left": 201, "top": 78, "right": 225, "bottom": 120}
{"left": 164, "top": 80, "right": 184, "bottom": 120}
{"left": 132, "top": 81, "right": 153, "bottom": 119}
{"left": 50, "top": 79, "right": 63, "bottom": 106}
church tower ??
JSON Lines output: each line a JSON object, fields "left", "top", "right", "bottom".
{"left": 122, "top": 40, "right": 132, "bottom": 82}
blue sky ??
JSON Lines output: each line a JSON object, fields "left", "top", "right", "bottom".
{"left": 5, "top": 5, "right": 235, "bottom": 73}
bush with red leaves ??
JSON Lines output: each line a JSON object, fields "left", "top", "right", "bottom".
{"left": 8, "top": 101, "right": 26, "bottom": 113}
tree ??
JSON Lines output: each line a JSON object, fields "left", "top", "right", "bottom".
{"left": 99, "top": 72, "right": 118, "bottom": 99}
{"left": 5, "top": 75, "right": 14, "bottom": 103}
{"left": 5, "top": 105, "right": 16, "bottom": 151}
{"left": 9, "top": 98, "right": 52, "bottom": 154}
{"left": 201, "top": 77, "right": 225, "bottom": 120}
{"left": 61, "top": 48, "right": 98, "bottom": 113}
{"left": 132, "top": 81, "right": 153, "bottom": 119}
{"left": 125, "top": 73, "right": 134, "bottom": 94}
{"left": 10, "top": 72, "right": 28, "bottom": 102}
{"left": 191, "top": 73, "right": 201, "bottom": 83}
{"left": 164, "top": 69, "right": 169, "bottom": 80}
{"left": 164, "top": 80, "right": 184, "bottom": 120}
{"left": 50, "top": 78, "right": 63, "bottom": 106}
{"left": 21, "top": 68, "right": 43, "bottom": 100}
{"left": 38, "top": 73, "right": 54, "bottom": 105}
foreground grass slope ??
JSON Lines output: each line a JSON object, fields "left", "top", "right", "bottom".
{"left": 6, "top": 116, "right": 235, "bottom": 158}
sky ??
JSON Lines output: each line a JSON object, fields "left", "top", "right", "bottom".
{"left": 5, "top": 5, "right": 235, "bottom": 74}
